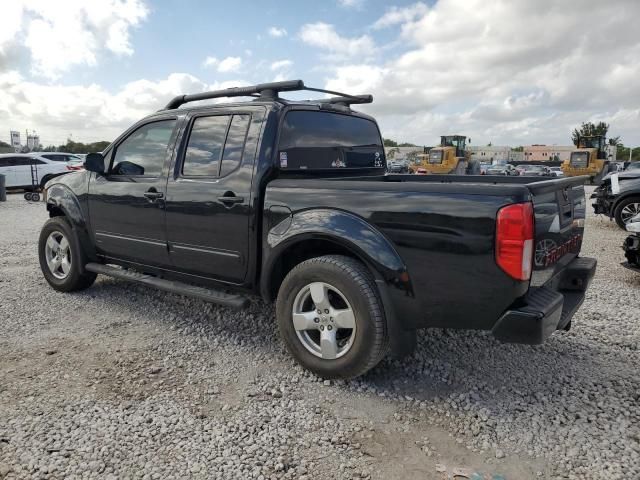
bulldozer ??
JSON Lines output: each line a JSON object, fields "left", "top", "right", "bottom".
{"left": 409, "top": 135, "right": 480, "bottom": 175}
{"left": 561, "top": 135, "right": 613, "bottom": 183}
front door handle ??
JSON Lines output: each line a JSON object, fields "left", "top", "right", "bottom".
{"left": 217, "top": 194, "right": 244, "bottom": 206}
{"left": 144, "top": 190, "right": 164, "bottom": 200}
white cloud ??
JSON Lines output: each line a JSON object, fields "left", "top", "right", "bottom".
{"left": 268, "top": 26, "right": 287, "bottom": 38}
{"left": 0, "top": 0, "right": 148, "bottom": 80}
{"left": 372, "top": 3, "right": 428, "bottom": 29}
{"left": 202, "top": 56, "right": 243, "bottom": 73}
{"left": 299, "top": 23, "right": 375, "bottom": 59}
{"left": 270, "top": 59, "right": 293, "bottom": 71}
{"left": 325, "top": 0, "right": 640, "bottom": 146}
{"left": 338, "top": 0, "right": 365, "bottom": 8}
{"left": 0, "top": 72, "right": 252, "bottom": 144}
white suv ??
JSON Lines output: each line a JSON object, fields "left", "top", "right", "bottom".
{"left": 0, "top": 154, "right": 71, "bottom": 189}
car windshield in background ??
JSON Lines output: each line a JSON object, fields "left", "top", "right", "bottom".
{"left": 570, "top": 152, "right": 589, "bottom": 168}
{"left": 278, "top": 111, "right": 384, "bottom": 170}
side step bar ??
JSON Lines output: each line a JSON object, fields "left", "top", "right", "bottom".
{"left": 85, "top": 263, "right": 249, "bottom": 309}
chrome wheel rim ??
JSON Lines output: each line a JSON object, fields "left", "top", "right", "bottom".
{"left": 292, "top": 282, "right": 356, "bottom": 360}
{"left": 621, "top": 203, "right": 640, "bottom": 224}
{"left": 45, "top": 231, "right": 71, "bottom": 280}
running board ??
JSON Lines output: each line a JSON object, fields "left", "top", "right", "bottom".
{"left": 85, "top": 263, "right": 249, "bottom": 309}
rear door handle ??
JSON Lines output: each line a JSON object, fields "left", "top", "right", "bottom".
{"left": 217, "top": 195, "right": 244, "bottom": 205}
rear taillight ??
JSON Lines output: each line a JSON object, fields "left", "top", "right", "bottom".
{"left": 496, "top": 202, "right": 534, "bottom": 280}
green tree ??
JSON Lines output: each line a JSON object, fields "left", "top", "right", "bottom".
{"left": 398, "top": 142, "right": 417, "bottom": 147}
{"left": 383, "top": 138, "right": 398, "bottom": 147}
{"left": 571, "top": 121, "right": 610, "bottom": 145}
{"left": 512, "top": 146, "right": 524, "bottom": 152}
{"left": 608, "top": 136, "right": 621, "bottom": 146}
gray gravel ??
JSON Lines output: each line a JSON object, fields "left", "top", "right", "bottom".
{"left": 0, "top": 187, "right": 638, "bottom": 479}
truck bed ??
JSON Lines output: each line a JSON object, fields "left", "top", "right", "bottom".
{"left": 264, "top": 173, "right": 589, "bottom": 334}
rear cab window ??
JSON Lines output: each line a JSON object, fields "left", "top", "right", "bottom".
{"left": 277, "top": 110, "right": 385, "bottom": 173}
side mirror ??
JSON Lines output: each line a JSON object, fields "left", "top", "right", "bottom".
{"left": 85, "top": 152, "right": 105, "bottom": 174}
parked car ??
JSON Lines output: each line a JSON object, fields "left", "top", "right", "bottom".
{"left": 518, "top": 164, "right": 553, "bottom": 176}
{"left": 548, "top": 166, "right": 564, "bottom": 177}
{"left": 0, "top": 153, "right": 71, "bottom": 190}
{"left": 479, "top": 162, "right": 492, "bottom": 175}
{"left": 387, "top": 160, "right": 408, "bottom": 174}
{"left": 31, "top": 152, "right": 85, "bottom": 171}
{"left": 592, "top": 171, "right": 640, "bottom": 229}
{"left": 486, "top": 164, "right": 517, "bottom": 175}
{"left": 39, "top": 79, "right": 596, "bottom": 379}
{"left": 622, "top": 213, "right": 640, "bottom": 273}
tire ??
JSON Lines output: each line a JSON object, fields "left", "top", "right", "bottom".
{"left": 24, "top": 192, "right": 33, "bottom": 201}
{"left": 614, "top": 196, "right": 640, "bottom": 230}
{"left": 275, "top": 255, "right": 388, "bottom": 379}
{"left": 31, "top": 192, "right": 40, "bottom": 202}
{"left": 38, "top": 216, "right": 97, "bottom": 292}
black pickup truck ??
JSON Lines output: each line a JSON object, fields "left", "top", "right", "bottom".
{"left": 39, "top": 80, "right": 596, "bottom": 378}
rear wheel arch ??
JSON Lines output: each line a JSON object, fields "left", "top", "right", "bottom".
{"left": 263, "top": 236, "right": 380, "bottom": 302}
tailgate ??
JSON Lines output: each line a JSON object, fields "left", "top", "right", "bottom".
{"left": 527, "top": 176, "right": 588, "bottom": 286}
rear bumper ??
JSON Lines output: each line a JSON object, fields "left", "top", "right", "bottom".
{"left": 492, "top": 256, "right": 597, "bottom": 344}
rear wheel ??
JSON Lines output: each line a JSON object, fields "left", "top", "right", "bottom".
{"left": 614, "top": 196, "right": 640, "bottom": 229}
{"left": 276, "top": 255, "right": 388, "bottom": 379}
{"left": 38, "top": 217, "right": 97, "bottom": 292}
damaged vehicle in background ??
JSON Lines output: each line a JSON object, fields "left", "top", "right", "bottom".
{"left": 592, "top": 169, "right": 640, "bottom": 229}
{"left": 622, "top": 213, "right": 640, "bottom": 273}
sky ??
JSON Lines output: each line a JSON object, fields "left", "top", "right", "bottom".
{"left": 1, "top": 0, "right": 639, "bottom": 148}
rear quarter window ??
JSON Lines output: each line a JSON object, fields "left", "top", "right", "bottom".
{"left": 278, "top": 111, "right": 385, "bottom": 171}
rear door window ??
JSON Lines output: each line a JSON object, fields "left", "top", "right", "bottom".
{"left": 220, "top": 114, "right": 251, "bottom": 177}
{"left": 183, "top": 115, "right": 230, "bottom": 177}
{"left": 182, "top": 113, "right": 251, "bottom": 177}
{"left": 278, "top": 111, "right": 385, "bottom": 171}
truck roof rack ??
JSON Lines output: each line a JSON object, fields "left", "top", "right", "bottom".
{"left": 163, "top": 79, "right": 373, "bottom": 110}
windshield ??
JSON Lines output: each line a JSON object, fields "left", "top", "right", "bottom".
{"left": 429, "top": 150, "right": 443, "bottom": 164}
{"left": 278, "top": 111, "right": 384, "bottom": 170}
{"left": 570, "top": 152, "right": 589, "bottom": 168}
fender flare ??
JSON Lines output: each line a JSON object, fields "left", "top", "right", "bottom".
{"left": 45, "top": 183, "right": 97, "bottom": 261}
{"left": 263, "top": 208, "right": 408, "bottom": 288}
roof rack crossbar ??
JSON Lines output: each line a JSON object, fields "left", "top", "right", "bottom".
{"left": 163, "top": 79, "right": 373, "bottom": 110}
{"left": 165, "top": 80, "right": 305, "bottom": 109}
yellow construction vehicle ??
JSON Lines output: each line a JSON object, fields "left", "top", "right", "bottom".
{"left": 561, "top": 135, "right": 613, "bottom": 183}
{"left": 409, "top": 135, "right": 480, "bottom": 175}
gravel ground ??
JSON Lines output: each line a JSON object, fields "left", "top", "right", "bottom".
{"left": 0, "top": 187, "right": 638, "bottom": 480}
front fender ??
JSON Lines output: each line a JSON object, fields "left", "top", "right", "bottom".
{"left": 46, "top": 183, "right": 86, "bottom": 227}
{"left": 46, "top": 183, "right": 97, "bottom": 261}
{"left": 263, "top": 208, "right": 410, "bottom": 292}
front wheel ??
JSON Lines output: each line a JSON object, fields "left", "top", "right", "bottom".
{"left": 38, "top": 217, "right": 97, "bottom": 292}
{"left": 276, "top": 255, "right": 388, "bottom": 379}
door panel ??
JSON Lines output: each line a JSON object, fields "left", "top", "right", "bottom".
{"left": 165, "top": 111, "right": 260, "bottom": 283}
{"left": 0, "top": 159, "right": 15, "bottom": 187}
{"left": 88, "top": 118, "right": 178, "bottom": 268}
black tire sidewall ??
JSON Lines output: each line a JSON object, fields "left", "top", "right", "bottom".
{"left": 276, "top": 257, "right": 384, "bottom": 378}
{"left": 38, "top": 217, "right": 92, "bottom": 292}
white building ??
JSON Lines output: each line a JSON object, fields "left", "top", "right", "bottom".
{"left": 385, "top": 146, "right": 425, "bottom": 161}
{"left": 468, "top": 145, "right": 511, "bottom": 164}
